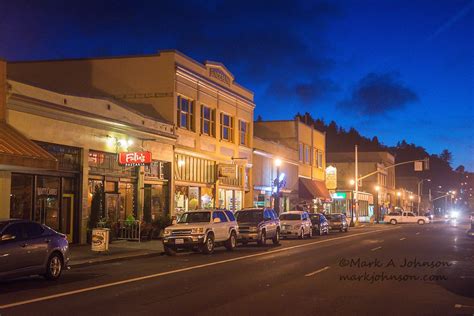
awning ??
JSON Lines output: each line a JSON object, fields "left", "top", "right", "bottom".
{"left": 0, "top": 123, "right": 58, "bottom": 170}
{"left": 299, "top": 178, "right": 331, "bottom": 200}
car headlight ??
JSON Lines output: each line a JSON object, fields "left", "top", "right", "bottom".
{"left": 191, "top": 227, "right": 205, "bottom": 234}
{"left": 451, "top": 211, "right": 459, "bottom": 219}
{"left": 164, "top": 229, "right": 172, "bottom": 236}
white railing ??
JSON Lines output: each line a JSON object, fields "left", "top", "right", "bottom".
{"left": 116, "top": 220, "right": 141, "bottom": 242}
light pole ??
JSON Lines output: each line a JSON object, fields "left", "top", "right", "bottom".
{"left": 375, "top": 185, "right": 380, "bottom": 223}
{"left": 417, "top": 179, "right": 430, "bottom": 215}
{"left": 349, "top": 179, "right": 356, "bottom": 226}
{"left": 274, "top": 158, "right": 282, "bottom": 215}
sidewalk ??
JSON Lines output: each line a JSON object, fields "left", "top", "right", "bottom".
{"left": 69, "top": 239, "right": 164, "bottom": 268}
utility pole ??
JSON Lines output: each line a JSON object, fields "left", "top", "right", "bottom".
{"left": 354, "top": 145, "right": 358, "bottom": 226}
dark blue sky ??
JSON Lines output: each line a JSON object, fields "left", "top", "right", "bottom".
{"left": 1, "top": 0, "right": 473, "bottom": 169}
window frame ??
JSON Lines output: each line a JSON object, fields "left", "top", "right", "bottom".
{"left": 176, "top": 95, "right": 195, "bottom": 131}
{"left": 200, "top": 104, "right": 216, "bottom": 137}
{"left": 298, "top": 143, "right": 304, "bottom": 162}
{"left": 220, "top": 113, "right": 234, "bottom": 142}
{"left": 305, "top": 145, "right": 311, "bottom": 165}
{"left": 239, "top": 120, "right": 249, "bottom": 146}
{"left": 317, "top": 150, "right": 323, "bottom": 168}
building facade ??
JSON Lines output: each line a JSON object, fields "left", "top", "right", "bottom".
{"left": 254, "top": 119, "right": 330, "bottom": 212}
{"left": 1, "top": 60, "right": 176, "bottom": 243}
{"left": 252, "top": 137, "right": 299, "bottom": 213}
{"left": 8, "top": 50, "right": 255, "bottom": 216}
{"left": 327, "top": 151, "right": 396, "bottom": 220}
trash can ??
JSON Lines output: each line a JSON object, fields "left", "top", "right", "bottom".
{"left": 91, "top": 228, "right": 110, "bottom": 252}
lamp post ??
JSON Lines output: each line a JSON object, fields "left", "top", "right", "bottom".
{"left": 417, "top": 179, "right": 430, "bottom": 215}
{"left": 375, "top": 185, "right": 380, "bottom": 223}
{"left": 349, "top": 179, "right": 356, "bottom": 226}
{"left": 274, "top": 158, "right": 282, "bottom": 215}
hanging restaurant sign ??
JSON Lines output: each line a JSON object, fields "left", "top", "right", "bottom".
{"left": 218, "top": 164, "right": 237, "bottom": 178}
{"left": 118, "top": 151, "right": 152, "bottom": 166}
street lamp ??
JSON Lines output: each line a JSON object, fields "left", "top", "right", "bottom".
{"left": 274, "top": 158, "right": 282, "bottom": 214}
{"left": 374, "top": 185, "right": 380, "bottom": 224}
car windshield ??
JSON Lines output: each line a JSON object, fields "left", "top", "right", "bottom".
{"left": 178, "top": 212, "right": 211, "bottom": 223}
{"left": 235, "top": 210, "right": 263, "bottom": 223}
{"left": 280, "top": 214, "right": 301, "bottom": 220}
{"left": 309, "top": 214, "right": 320, "bottom": 223}
{"left": 326, "top": 214, "right": 341, "bottom": 221}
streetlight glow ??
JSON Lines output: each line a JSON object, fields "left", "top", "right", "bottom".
{"left": 397, "top": 191, "right": 401, "bottom": 196}
{"left": 349, "top": 179, "right": 355, "bottom": 185}
{"left": 375, "top": 185, "right": 380, "bottom": 191}
{"left": 274, "top": 158, "right": 282, "bottom": 167}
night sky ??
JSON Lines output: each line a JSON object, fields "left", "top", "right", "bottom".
{"left": 1, "top": 0, "right": 472, "bottom": 170}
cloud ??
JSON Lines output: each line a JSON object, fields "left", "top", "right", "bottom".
{"left": 267, "top": 78, "right": 339, "bottom": 103}
{"left": 339, "top": 72, "right": 418, "bottom": 115}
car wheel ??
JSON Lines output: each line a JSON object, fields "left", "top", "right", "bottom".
{"left": 257, "top": 230, "right": 266, "bottom": 246}
{"left": 417, "top": 219, "right": 425, "bottom": 225}
{"left": 390, "top": 219, "right": 398, "bottom": 225}
{"left": 325, "top": 227, "right": 330, "bottom": 235}
{"left": 164, "top": 245, "right": 177, "bottom": 256}
{"left": 272, "top": 229, "right": 280, "bottom": 245}
{"left": 308, "top": 227, "right": 313, "bottom": 239}
{"left": 225, "top": 231, "right": 237, "bottom": 251}
{"left": 345, "top": 227, "right": 349, "bottom": 233}
{"left": 299, "top": 228, "right": 305, "bottom": 239}
{"left": 44, "top": 252, "right": 63, "bottom": 280}
{"left": 201, "top": 233, "right": 215, "bottom": 254}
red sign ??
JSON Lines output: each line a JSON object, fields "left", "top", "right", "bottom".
{"left": 118, "top": 152, "right": 152, "bottom": 166}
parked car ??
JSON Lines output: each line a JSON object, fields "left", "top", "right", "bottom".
{"left": 235, "top": 208, "right": 280, "bottom": 246}
{"left": 279, "top": 211, "right": 312, "bottom": 239}
{"left": 0, "top": 219, "right": 70, "bottom": 281}
{"left": 384, "top": 211, "right": 430, "bottom": 225}
{"left": 309, "top": 213, "right": 329, "bottom": 235}
{"left": 326, "top": 213, "right": 349, "bottom": 232}
{"left": 162, "top": 209, "right": 238, "bottom": 255}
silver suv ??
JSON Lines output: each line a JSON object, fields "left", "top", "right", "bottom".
{"left": 163, "top": 209, "right": 238, "bottom": 255}
{"left": 235, "top": 208, "right": 280, "bottom": 246}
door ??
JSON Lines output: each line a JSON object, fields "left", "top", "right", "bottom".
{"left": 105, "top": 193, "right": 121, "bottom": 224}
{"left": 61, "top": 194, "right": 74, "bottom": 242}
{"left": 23, "top": 222, "right": 49, "bottom": 268}
{"left": 212, "top": 211, "right": 228, "bottom": 241}
{"left": 35, "top": 176, "right": 60, "bottom": 232}
{"left": 264, "top": 209, "right": 275, "bottom": 238}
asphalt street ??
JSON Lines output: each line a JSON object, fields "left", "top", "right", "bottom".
{"left": 1, "top": 222, "right": 473, "bottom": 316}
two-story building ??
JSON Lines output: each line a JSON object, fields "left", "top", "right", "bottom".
{"left": 254, "top": 118, "right": 330, "bottom": 212}
{"left": 8, "top": 50, "right": 255, "bottom": 216}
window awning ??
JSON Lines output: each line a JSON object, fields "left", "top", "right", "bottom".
{"left": 0, "top": 123, "right": 58, "bottom": 170}
{"left": 299, "top": 178, "right": 331, "bottom": 200}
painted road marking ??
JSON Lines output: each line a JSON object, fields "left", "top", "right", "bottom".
{"left": 399, "top": 237, "right": 406, "bottom": 240}
{"left": 305, "top": 266, "right": 330, "bottom": 277}
{"left": 0, "top": 227, "right": 401, "bottom": 310}
{"left": 454, "top": 304, "right": 474, "bottom": 309}
{"left": 371, "top": 246, "right": 382, "bottom": 251}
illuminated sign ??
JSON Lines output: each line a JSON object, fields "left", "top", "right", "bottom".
{"left": 325, "top": 165, "right": 337, "bottom": 190}
{"left": 118, "top": 151, "right": 152, "bottom": 166}
{"left": 331, "top": 192, "right": 347, "bottom": 199}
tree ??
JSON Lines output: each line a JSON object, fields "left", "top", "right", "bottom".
{"left": 439, "top": 149, "right": 453, "bottom": 165}
{"left": 455, "top": 165, "right": 465, "bottom": 173}
{"left": 256, "top": 115, "right": 263, "bottom": 122}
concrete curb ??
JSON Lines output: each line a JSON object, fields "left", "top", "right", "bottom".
{"left": 69, "top": 251, "right": 165, "bottom": 269}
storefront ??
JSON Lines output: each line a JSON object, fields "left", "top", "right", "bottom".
{"left": 143, "top": 160, "right": 171, "bottom": 222}
{"left": 217, "top": 163, "right": 244, "bottom": 212}
{"left": 174, "top": 153, "right": 217, "bottom": 215}
{"left": 9, "top": 141, "right": 81, "bottom": 242}
{"left": 298, "top": 177, "right": 332, "bottom": 213}
{"left": 87, "top": 150, "right": 138, "bottom": 225}
{"left": 329, "top": 190, "right": 374, "bottom": 222}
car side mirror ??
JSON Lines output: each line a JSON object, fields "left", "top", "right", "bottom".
{"left": 1, "top": 234, "right": 16, "bottom": 242}
{"left": 213, "top": 217, "right": 221, "bottom": 223}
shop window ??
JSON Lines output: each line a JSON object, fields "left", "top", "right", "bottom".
{"left": 200, "top": 187, "right": 214, "bottom": 209}
{"left": 201, "top": 105, "right": 216, "bottom": 137}
{"left": 35, "top": 176, "right": 60, "bottom": 231}
{"left": 239, "top": 120, "right": 249, "bottom": 146}
{"left": 119, "top": 182, "right": 136, "bottom": 220}
{"left": 177, "top": 95, "right": 195, "bottom": 131}
{"left": 10, "top": 174, "right": 34, "bottom": 220}
{"left": 35, "top": 141, "right": 81, "bottom": 171}
{"left": 144, "top": 183, "right": 168, "bottom": 223}
{"left": 220, "top": 113, "right": 234, "bottom": 142}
